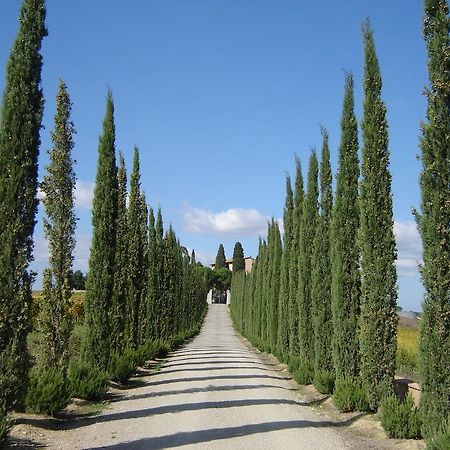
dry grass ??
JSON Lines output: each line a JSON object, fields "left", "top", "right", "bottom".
{"left": 396, "top": 325, "right": 419, "bottom": 381}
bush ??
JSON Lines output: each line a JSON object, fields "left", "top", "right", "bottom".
{"left": 333, "top": 378, "right": 369, "bottom": 412}
{"left": 108, "top": 350, "right": 136, "bottom": 383}
{"left": 293, "top": 360, "right": 314, "bottom": 385}
{"left": 427, "top": 417, "right": 450, "bottom": 450}
{"left": 68, "top": 360, "right": 108, "bottom": 400}
{"left": 379, "top": 394, "right": 422, "bottom": 439}
{"left": 314, "top": 369, "right": 335, "bottom": 394}
{"left": 0, "top": 401, "right": 10, "bottom": 445}
{"left": 25, "top": 369, "right": 71, "bottom": 416}
{"left": 288, "top": 356, "right": 301, "bottom": 373}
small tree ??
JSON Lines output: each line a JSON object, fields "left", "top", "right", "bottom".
{"left": 82, "top": 91, "right": 118, "bottom": 371}
{"left": 232, "top": 242, "right": 245, "bottom": 272}
{"left": 72, "top": 270, "right": 87, "bottom": 290}
{"left": 215, "top": 244, "right": 226, "bottom": 269}
{"left": 39, "top": 80, "right": 77, "bottom": 371}
{"left": 360, "top": 21, "right": 398, "bottom": 410}
{"left": 417, "top": 0, "right": 450, "bottom": 438}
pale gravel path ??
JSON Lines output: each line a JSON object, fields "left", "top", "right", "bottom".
{"left": 43, "top": 305, "right": 372, "bottom": 449}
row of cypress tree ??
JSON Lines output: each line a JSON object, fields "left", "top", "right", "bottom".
{"left": 231, "top": 4, "right": 450, "bottom": 440}
{"left": 0, "top": 0, "right": 208, "bottom": 430}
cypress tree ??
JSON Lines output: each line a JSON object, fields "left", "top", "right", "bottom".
{"left": 125, "top": 147, "right": 145, "bottom": 348}
{"left": 152, "top": 209, "right": 165, "bottom": 339}
{"left": 417, "top": 0, "right": 450, "bottom": 437}
{"left": 215, "top": 244, "right": 226, "bottom": 269}
{"left": 331, "top": 73, "right": 361, "bottom": 382}
{"left": 82, "top": 91, "right": 118, "bottom": 371}
{"left": 360, "top": 22, "right": 398, "bottom": 410}
{"left": 39, "top": 81, "right": 77, "bottom": 371}
{"left": 146, "top": 207, "right": 156, "bottom": 340}
{"left": 137, "top": 191, "right": 149, "bottom": 344}
{"left": 289, "top": 157, "right": 304, "bottom": 357}
{"left": 277, "top": 175, "right": 294, "bottom": 358}
{"left": 297, "top": 152, "right": 319, "bottom": 370}
{"left": 268, "top": 219, "right": 282, "bottom": 352}
{"left": 232, "top": 242, "right": 245, "bottom": 272}
{"left": 312, "top": 128, "right": 333, "bottom": 382}
{"left": 0, "top": 0, "right": 47, "bottom": 408}
{"left": 110, "top": 152, "right": 128, "bottom": 354}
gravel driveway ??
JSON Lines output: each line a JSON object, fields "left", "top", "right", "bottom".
{"left": 32, "top": 304, "right": 377, "bottom": 449}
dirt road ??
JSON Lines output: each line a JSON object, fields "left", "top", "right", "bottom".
{"left": 13, "top": 305, "right": 392, "bottom": 449}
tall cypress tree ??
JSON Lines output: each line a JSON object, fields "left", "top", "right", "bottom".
{"left": 39, "top": 81, "right": 77, "bottom": 371}
{"left": 297, "top": 152, "right": 319, "bottom": 371}
{"left": 232, "top": 242, "right": 245, "bottom": 272}
{"left": 311, "top": 128, "right": 333, "bottom": 382}
{"left": 331, "top": 73, "right": 361, "bottom": 382}
{"left": 0, "top": 0, "right": 47, "bottom": 408}
{"left": 277, "top": 175, "right": 294, "bottom": 358}
{"left": 417, "top": 0, "right": 450, "bottom": 437}
{"left": 137, "top": 191, "right": 149, "bottom": 344}
{"left": 111, "top": 152, "right": 128, "bottom": 354}
{"left": 215, "top": 244, "right": 226, "bottom": 269}
{"left": 82, "top": 91, "right": 118, "bottom": 371}
{"left": 125, "top": 147, "right": 145, "bottom": 348}
{"left": 289, "top": 157, "right": 304, "bottom": 357}
{"left": 360, "top": 22, "right": 398, "bottom": 410}
{"left": 152, "top": 209, "right": 164, "bottom": 339}
{"left": 268, "top": 219, "right": 282, "bottom": 352}
{"left": 146, "top": 207, "right": 156, "bottom": 340}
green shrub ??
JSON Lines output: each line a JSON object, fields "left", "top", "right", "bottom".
{"left": 107, "top": 350, "right": 136, "bottom": 383}
{"left": 427, "top": 417, "right": 450, "bottom": 450}
{"left": 314, "top": 369, "right": 335, "bottom": 394}
{"left": 288, "top": 356, "right": 301, "bottom": 373}
{"left": 293, "top": 360, "right": 314, "bottom": 385}
{"left": 333, "top": 378, "right": 369, "bottom": 412}
{"left": 68, "top": 360, "right": 108, "bottom": 400}
{"left": 0, "top": 401, "right": 10, "bottom": 445}
{"left": 25, "top": 369, "right": 71, "bottom": 416}
{"left": 379, "top": 394, "right": 422, "bottom": 439}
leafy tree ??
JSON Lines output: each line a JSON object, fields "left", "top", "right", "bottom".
{"left": 289, "top": 157, "right": 304, "bottom": 357}
{"left": 417, "top": 0, "right": 450, "bottom": 437}
{"left": 360, "top": 21, "right": 398, "bottom": 410}
{"left": 277, "top": 175, "right": 294, "bottom": 357}
{"left": 232, "top": 242, "right": 245, "bottom": 272}
{"left": 215, "top": 244, "right": 226, "bottom": 269}
{"left": 72, "top": 270, "right": 87, "bottom": 290}
{"left": 297, "top": 152, "right": 319, "bottom": 368}
{"left": 0, "top": 0, "right": 47, "bottom": 409}
{"left": 39, "top": 80, "right": 77, "bottom": 371}
{"left": 311, "top": 128, "right": 333, "bottom": 382}
{"left": 81, "top": 91, "right": 118, "bottom": 371}
{"left": 110, "top": 152, "right": 128, "bottom": 353}
{"left": 331, "top": 73, "right": 361, "bottom": 382}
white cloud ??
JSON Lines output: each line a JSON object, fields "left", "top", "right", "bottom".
{"left": 394, "top": 220, "right": 422, "bottom": 277}
{"left": 74, "top": 180, "right": 95, "bottom": 209}
{"left": 182, "top": 205, "right": 269, "bottom": 237}
{"left": 37, "top": 180, "right": 94, "bottom": 209}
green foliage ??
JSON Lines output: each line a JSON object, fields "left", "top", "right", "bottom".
{"left": 298, "top": 152, "right": 319, "bottom": 364}
{"left": 417, "top": 0, "right": 450, "bottom": 439}
{"left": 215, "top": 244, "right": 226, "bottom": 269}
{"left": 110, "top": 152, "right": 128, "bottom": 354}
{"left": 293, "top": 360, "right": 314, "bottom": 385}
{"left": 0, "top": 401, "right": 10, "bottom": 445}
{"left": 427, "top": 418, "right": 450, "bottom": 450}
{"left": 312, "top": 128, "right": 334, "bottom": 379}
{"left": 333, "top": 378, "right": 369, "bottom": 413}
{"left": 289, "top": 158, "right": 304, "bottom": 357}
{"left": 108, "top": 350, "right": 136, "bottom": 383}
{"left": 360, "top": 21, "right": 398, "bottom": 410}
{"left": 72, "top": 270, "right": 87, "bottom": 290}
{"left": 25, "top": 369, "right": 71, "bottom": 416}
{"left": 232, "top": 242, "right": 245, "bottom": 272}
{"left": 211, "top": 268, "right": 232, "bottom": 291}
{"left": 82, "top": 91, "right": 118, "bottom": 371}
{"left": 39, "top": 81, "right": 77, "bottom": 372}
{"left": 379, "top": 395, "right": 422, "bottom": 439}
{"left": 0, "top": 0, "right": 47, "bottom": 410}
{"left": 68, "top": 360, "right": 108, "bottom": 401}
{"left": 331, "top": 73, "right": 361, "bottom": 382}
{"left": 314, "top": 369, "right": 335, "bottom": 395}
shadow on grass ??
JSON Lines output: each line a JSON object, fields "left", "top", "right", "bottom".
{"left": 88, "top": 415, "right": 365, "bottom": 449}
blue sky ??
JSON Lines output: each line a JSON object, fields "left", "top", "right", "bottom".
{"left": 1, "top": 1, "right": 428, "bottom": 311}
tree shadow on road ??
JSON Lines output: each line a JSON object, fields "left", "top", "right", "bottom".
{"left": 87, "top": 415, "right": 366, "bottom": 449}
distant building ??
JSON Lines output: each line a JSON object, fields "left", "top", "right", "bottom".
{"left": 210, "top": 256, "right": 255, "bottom": 273}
